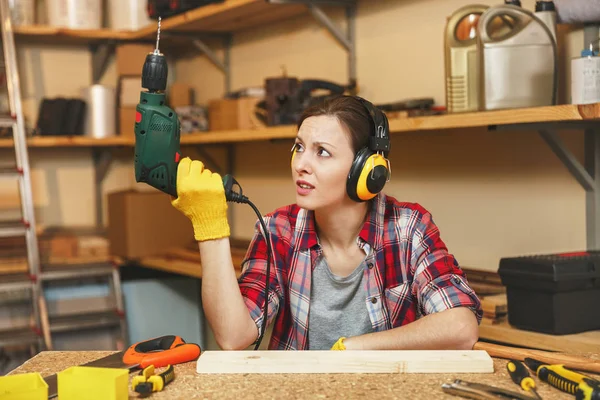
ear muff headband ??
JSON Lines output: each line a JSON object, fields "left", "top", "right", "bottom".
{"left": 346, "top": 97, "right": 391, "bottom": 202}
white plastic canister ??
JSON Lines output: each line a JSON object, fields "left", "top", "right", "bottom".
{"left": 8, "top": 0, "right": 35, "bottom": 25}
{"left": 47, "top": 0, "right": 102, "bottom": 29}
{"left": 81, "top": 85, "right": 116, "bottom": 139}
{"left": 108, "top": 0, "right": 151, "bottom": 31}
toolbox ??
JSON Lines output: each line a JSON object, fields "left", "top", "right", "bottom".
{"left": 498, "top": 251, "right": 600, "bottom": 335}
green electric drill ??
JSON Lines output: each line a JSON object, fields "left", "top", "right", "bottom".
{"left": 134, "top": 18, "right": 243, "bottom": 201}
{"left": 134, "top": 17, "right": 181, "bottom": 197}
{"left": 133, "top": 18, "right": 272, "bottom": 352}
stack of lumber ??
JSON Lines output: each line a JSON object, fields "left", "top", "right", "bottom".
{"left": 462, "top": 267, "right": 507, "bottom": 323}
{"left": 0, "top": 236, "right": 27, "bottom": 274}
{"left": 38, "top": 226, "right": 110, "bottom": 266}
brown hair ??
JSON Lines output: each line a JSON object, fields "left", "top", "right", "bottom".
{"left": 296, "top": 95, "right": 372, "bottom": 154}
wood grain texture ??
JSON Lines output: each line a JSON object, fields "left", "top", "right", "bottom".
{"left": 0, "top": 136, "right": 132, "bottom": 148}
{"left": 480, "top": 294, "right": 507, "bottom": 317}
{"left": 130, "top": 0, "right": 306, "bottom": 38}
{"left": 474, "top": 342, "right": 600, "bottom": 374}
{"left": 11, "top": 351, "right": 598, "bottom": 400}
{"left": 479, "top": 318, "right": 600, "bottom": 353}
{"left": 388, "top": 103, "right": 600, "bottom": 133}
{"left": 196, "top": 350, "right": 494, "bottom": 374}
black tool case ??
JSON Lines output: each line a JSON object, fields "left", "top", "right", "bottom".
{"left": 498, "top": 251, "right": 600, "bottom": 335}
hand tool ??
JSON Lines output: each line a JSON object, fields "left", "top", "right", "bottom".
{"left": 524, "top": 357, "right": 600, "bottom": 400}
{"left": 43, "top": 335, "right": 200, "bottom": 399}
{"left": 441, "top": 379, "right": 537, "bottom": 400}
{"left": 473, "top": 342, "right": 600, "bottom": 375}
{"left": 507, "top": 359, "right": 541, "bottom": 399}
{"left": 132, "top": 364, "right": 175, "bottom": 397}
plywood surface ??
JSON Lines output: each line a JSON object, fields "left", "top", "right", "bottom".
{"left": 10, "top": 351, "right": 596, "bottom": 399}
{"left": 479, "top": 318, "right": 600, "bottom": 353}
{"left": 196, "top": 350, "right": 494, "bottom": 374}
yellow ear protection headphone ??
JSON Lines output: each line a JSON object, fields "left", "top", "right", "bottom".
{"left": 346, "top": 97, "right": 391, "bottom": 202}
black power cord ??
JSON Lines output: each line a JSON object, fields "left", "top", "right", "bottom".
{"left": 223, "top": 174, "right": 272, "bottom": 350}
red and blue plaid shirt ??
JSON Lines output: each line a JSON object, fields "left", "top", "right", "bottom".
{"left": 238, "top": 193, "right": 483, "bottom": 350}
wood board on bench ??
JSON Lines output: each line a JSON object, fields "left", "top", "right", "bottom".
{"left": 196, "top": 350, "right": 494, "bottom": 374}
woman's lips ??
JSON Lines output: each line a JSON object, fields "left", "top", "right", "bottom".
{"left": 296, "top": 180, "right": 314, "bottom": 196}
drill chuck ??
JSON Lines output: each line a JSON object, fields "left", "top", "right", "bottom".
{"left": 142, "top": 52, "right": 168, "bottom": 92}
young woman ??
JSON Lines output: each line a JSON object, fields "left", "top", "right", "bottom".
{"left": 172, "top": 95, "right": 482, "bottom": 351}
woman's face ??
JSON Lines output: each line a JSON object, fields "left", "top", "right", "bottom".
{"left": 291, "top": 115, "right": 355, "bottom": 210}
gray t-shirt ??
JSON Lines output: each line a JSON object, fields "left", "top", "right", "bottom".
{"left": 307, "top": 251, "right": 374, "bottom": 350}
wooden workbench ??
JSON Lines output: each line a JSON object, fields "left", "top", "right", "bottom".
{"left": 10, "top": 351, "right": 598, "bottom": 399}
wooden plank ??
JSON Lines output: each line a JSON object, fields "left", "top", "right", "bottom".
{"left": 479, "top": 318, "right": 600, "bottom": 353}
{"left": 462, "top": 268, "right": 502, "bottom": 286}
{"left": 14, "top": 25, "right": 127, "bottom": 44}
{"left": 180, "top": 125, "right": 297, "bottom": 145}
{"left": 389, "top": 103, "right": 600, "bottom": 133}
{"left": 0, "top": 136, "right": 132, "bottom": 148}
{"left": 3, "top": 103, "right": 599, "bottom": 148}
{"left": 196, "top": 350, "right": 494, "bottom": 374}
{"left": 0, "top": 261, "right": 28, "bottom": 274}
{"left": 130, "top": 0, "right": 306, "bottom": 39}
{"left": 474, "top": 342, "right": 600, "bottom": 374}
{"left": 480, "top": 294, "right": 507, "bottom": 317}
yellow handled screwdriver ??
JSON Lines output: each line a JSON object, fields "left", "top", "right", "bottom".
{"left": 524, "top": 357, "right": 600, "bottom": 400}
{"left": 507, "top": 359, "right": 542, "bottom": 399}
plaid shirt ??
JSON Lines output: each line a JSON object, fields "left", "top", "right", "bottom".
{"left": 238, "top": 193, "right": 483, "bottom": 350}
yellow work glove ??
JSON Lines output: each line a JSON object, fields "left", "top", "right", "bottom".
{"left": 171, "top": 157, "right": 230, "bottom": 241}
{"left": 330, "top": 337, "right": 346, "bottom": 350}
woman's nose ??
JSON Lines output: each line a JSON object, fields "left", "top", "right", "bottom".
{"left": 293, "top": 152, "right": 312, "bottom": 174}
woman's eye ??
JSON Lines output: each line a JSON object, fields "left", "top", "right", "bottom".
{"left": 291, "top": 143, "right": 304, "bottom": 153}
{"left": 317, "top": 148, "right": 331, "bottom": 157}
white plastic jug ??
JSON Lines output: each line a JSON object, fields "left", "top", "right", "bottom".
{"left": 46, "top": 0, "right": 102, "bottom": 29}
{"left": 444, "top": 4, "right": 489, "bottom": 113}
{"left": 477, "top": 4, "right": 557, "bottom": 110}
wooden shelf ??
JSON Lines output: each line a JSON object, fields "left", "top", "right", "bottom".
{"left": 389, "top": 102, "right": 600, "bottom": 133}
{"left": 14, "top": 25, "right": 130, "bottom": 44}
{"left": 180, "top": 124, "right": 296, "bottom": 145}
{"left": 129, "top": 0, "right": 308, "bottom": 40}
{"left": 182, "top": 102, "right": 600, "bottom": 145}
{"left": 13, "top": 1, "right": 309, "bottom": 44}
{"left": 2, "top": 103, "right": 599, "bottom": 149}
{"left": 0, "top": 136, "right": 133, "bottom": 148}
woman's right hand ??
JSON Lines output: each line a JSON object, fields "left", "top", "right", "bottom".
{"left": 171, "top": 157, "right": 230, "bottom": 241}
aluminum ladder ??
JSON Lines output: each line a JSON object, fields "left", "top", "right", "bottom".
{"left": 0, "top": 0, "right": 46, "bottom": 359}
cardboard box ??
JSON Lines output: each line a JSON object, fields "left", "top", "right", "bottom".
{"left": 168, "top": 82, "right": 192, "bottom": 108}
{"left": 119, "top": 106, "right": 136, "bottom": 138}
{"left": 208, "top": 97, "right": 263, "bottom": 131}
{"left": 107, "top": 190, "right": 195, "bottom": 259}
{"left": 116, "top": 44, "right": 154, "bottom": 76}
{"left": 119, "top": 77, "right": 142, "bottom": 107}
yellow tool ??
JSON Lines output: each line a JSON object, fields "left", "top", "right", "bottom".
{"left": 131, "top": 364, "right": 174, "bottom": 397}
{"left": 507, "top": 359, "right": 541, "bottom": 399}
{"left": 524, "top": 357, "right": 600, "bottom": 400}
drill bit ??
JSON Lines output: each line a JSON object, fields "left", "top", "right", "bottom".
{"left": 154, "top": 17, "right": 161, "bottom": 55}
{"left": 142, "top": 16, "right": 167, "bottom": 92}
